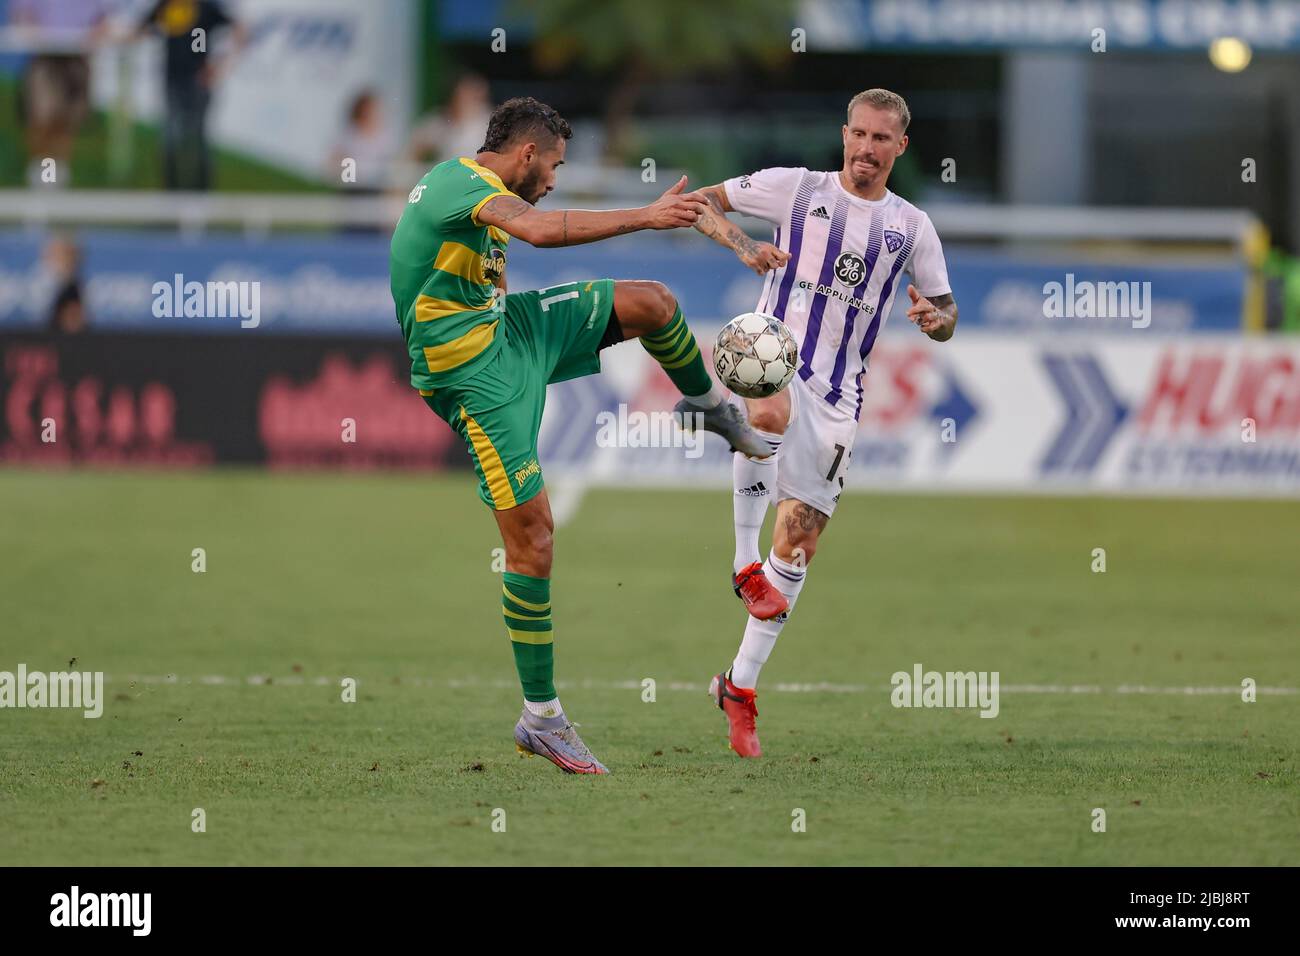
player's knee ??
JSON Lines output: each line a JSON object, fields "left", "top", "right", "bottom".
{"left": 638, "top": 281, "right": 678, "bottom": 326}
{"left": 775, "top": 539, "right": 816, "bottom": 567}
{"left": 504, "top": 518, "right": 553, "bottom": 577}
{"left": 520, "top": 522, "right": 553, "bottom": 563}
{"left": 748, "top": 404, "right": 788, "bottom": 435}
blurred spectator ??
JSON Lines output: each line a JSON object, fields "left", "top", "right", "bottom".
{"left": 37, "top": 236, "right": 87, "bottom": 335}
{"left": 329, "top": 89, "right": 396, "bottom": 195}
{"left": 10, "top": 0, "right": 110, "bottom": 187}
{"left": 134, "top": 0, "right": 247, "bottom": 191}
{"left": 408, "top": 72, "right": 492, "bottom": 165}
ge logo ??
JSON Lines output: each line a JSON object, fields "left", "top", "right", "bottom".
{"left": 834, "top": 251, "right": 866, "bottom": 286}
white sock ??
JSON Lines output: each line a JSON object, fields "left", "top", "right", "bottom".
{"left": 731, "top": 550, "right": 807, "bottom": 689}
{"left": 525, "top": 697, "right": 563, "bottom": 719}
{"left": 732, "top": 431, "right": 781, "bottom": 573}
{"left": 680, "top": 382, "right": 727, "bottom": 410}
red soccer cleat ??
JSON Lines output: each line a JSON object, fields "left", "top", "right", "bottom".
{"left": 732, "top": 561, "right": 789, "bottom": 620}
{"left": 709, "top": 670, "right": 762, "bottom": 757}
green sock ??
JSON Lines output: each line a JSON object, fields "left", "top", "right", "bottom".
{"left": 502, "top": 571, "right": 554, "bottom": 702}
{"left": 640, "top": 305, "right": 713, "bottom": 398}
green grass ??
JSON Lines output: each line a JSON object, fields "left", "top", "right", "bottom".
{"left": 1, "top": 469, "right": 1297, "bottom": 865}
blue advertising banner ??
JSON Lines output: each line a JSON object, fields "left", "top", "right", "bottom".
{"left": 0, "top": 229, "right": 1245, "bottom": 335}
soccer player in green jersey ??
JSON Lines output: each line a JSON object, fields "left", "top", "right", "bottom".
{"left": 391, "top": 97, "right": 770, "bottom": 774}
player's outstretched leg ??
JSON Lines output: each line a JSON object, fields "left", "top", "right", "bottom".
{"left": 732, "top": 393, "right": 791, "bottom": 620}
{"left": 712, "top": 497, "right": 825, "bottom": 757}
{"left": 495, "top": 490, "right": 608, "bottom": 775}
{"left": 608, "top": 280, "right": 772, "bottom": 459}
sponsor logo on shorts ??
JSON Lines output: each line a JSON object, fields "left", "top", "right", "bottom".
{"left": 513, "top": 459, "right": 540, "bottom": 488}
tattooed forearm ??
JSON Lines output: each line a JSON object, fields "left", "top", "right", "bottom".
{"left": 696, "top": 189, "right": 756, "bottom": 257}
{"left": 925, "top": 293, "right": 958, "bottom": 341}
{"left": 734, "top": 232, "right": 761, "bottom": 259}
{"left": 929, "top": 293, "right": 957, "bottom": 315}
{"left": 562, "top": 210, "right": 568, "bottom": 246}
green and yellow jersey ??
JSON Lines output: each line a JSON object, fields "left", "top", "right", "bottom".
{"left": 390, "top": 157, "right": 517, "bottom": 391}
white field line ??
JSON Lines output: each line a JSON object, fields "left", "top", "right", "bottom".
{"left": 106, "top": 675, "right": 1300, "bottom": 696}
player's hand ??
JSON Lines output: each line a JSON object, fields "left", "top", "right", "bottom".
{"left": 643, "top": 176, "right": 708, "bottom": 230}
{"left": 906, "top": 284, "right": 953, "bottom": 338}
{"left": 738, "top": 241, "right": 790, "bottom": 275}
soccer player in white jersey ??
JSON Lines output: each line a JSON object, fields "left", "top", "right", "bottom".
{"left": 687, "top": 88, "right": 958, "bottom": 756}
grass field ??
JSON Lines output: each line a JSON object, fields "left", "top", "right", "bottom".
{"left": 1, "top": 468, "right": 1297, "bottom": 866}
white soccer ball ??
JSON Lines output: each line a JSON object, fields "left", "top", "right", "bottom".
{"left": 713, "top": 312, "right": 799, "bottom": 398}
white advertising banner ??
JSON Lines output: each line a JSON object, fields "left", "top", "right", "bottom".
{"left": 540, "top": 332, "right": 1300, "bottom": 497}
{"left": 94, "top": 0, "right": 415, "bottom": 181}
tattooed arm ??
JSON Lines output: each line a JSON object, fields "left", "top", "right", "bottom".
{"left": 477, "top": 176, "right": 706, "bottom": 248}
{"left": 905, "top": 286, "right": 958, "bottom": 342}
{"left": 693, "top": 184, "right": 790, "bottom": 275}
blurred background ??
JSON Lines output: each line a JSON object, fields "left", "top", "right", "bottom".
{"left": 1, "top": 0, "right": 1298, "bottom": 494}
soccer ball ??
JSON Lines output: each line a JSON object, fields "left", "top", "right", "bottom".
{"left": 713, "top": 312, "right": 799, "bottom": 398}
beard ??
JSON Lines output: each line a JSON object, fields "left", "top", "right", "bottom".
{"left": 515, "top": 168, "right": 549, "bottom": 205}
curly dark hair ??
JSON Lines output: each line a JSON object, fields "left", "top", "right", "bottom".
{"left": 479, "top": 96, "right": 572, "bottom": 153}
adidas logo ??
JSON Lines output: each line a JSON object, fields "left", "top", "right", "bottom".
{"left": 809, "top": 206, "right": 830, "bottom": 220}
{"left": 737, "top": 481, "right": 769, "bottom": 497}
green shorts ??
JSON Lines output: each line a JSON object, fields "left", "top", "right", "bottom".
{"left": 421, "top": 278, "right": 615, "bottom": 510}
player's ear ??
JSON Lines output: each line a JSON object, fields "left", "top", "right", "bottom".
{"left": 897, "top": 133, "right": 908, "bottom": 155}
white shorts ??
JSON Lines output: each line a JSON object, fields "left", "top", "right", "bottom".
{"left": 737, "top": 375, "right": 858, "bottom": 518}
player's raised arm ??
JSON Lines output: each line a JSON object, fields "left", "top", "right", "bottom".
{"left": 477, "top": 176, "right": 707, "bottom": 248}
{"left": 692, "top": 183, "right": 790, "bottom": 276}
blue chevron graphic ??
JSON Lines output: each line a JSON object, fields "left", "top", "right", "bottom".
{"left": 539, "top": 376, "right": 622, "bottom": 464}
{"left": 1040, "top": 353, "right": 1128, "bottom": 474}
{"left": 929, "top": 364, "right": 978, "bottom": 449}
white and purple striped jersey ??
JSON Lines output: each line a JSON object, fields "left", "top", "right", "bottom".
{"left": 723, "top": 167, "right": 951, "bottom": 417}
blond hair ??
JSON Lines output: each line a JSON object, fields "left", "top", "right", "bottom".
{"left": 846, "top": 89, "right": 911, "bottom": 132}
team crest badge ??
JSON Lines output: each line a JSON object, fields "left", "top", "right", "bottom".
{"left": 883, "top": 228, "right": 905, "bottom": 254}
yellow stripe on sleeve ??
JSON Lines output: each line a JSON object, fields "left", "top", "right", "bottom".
{"left": 470, "top": 190, "right": 513, "bottom": 227}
